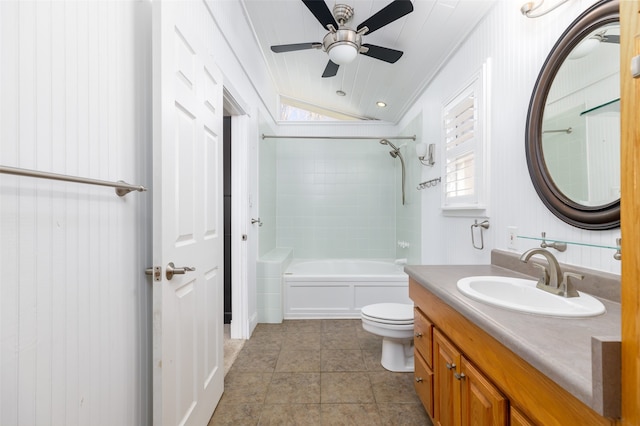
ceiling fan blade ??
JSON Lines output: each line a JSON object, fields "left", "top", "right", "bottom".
{"left": 322, "top": 60, "right": 339, "bottom": 78}
{"left": 357, "top": 0, "right": 414, "bottom": 35}
{"left": 361, "top": 44, "right": 403, "bottom": 63}
{"left": 271, "top": 42, "right": 322, "bottom": 53}
{"left": 601, "top": 34, "right": 619, "bottom": 43}
{"left": 302, "top": 0, "right": 338, "bottom": 30}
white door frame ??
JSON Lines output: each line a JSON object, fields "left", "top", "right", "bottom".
{"left": 223, "top": 89, "right": 252, "bottom": 340}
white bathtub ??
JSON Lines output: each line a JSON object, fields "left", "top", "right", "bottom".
{"left": 283, "top": 259, "right": 411, "bottom": 319}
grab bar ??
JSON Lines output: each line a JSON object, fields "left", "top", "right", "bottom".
{"left": 0, "top": 165, "right": 147, "bottom": 197}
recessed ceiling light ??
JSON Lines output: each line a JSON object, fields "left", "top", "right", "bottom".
{"left": 376, "top": 101, "right": 387, "bottom": 108}
{"left": 336, "top": 90, "right": 346, "bottom": 96}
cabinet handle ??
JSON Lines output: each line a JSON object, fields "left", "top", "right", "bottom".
{"left": 446, "top": 362, "right": 456, "bottom": 370}
{"left": 415, "top": 377, "right": 423, "bottom": 383}
{"left": 415, "top": 332, "right": 423, "bottom": 338}
{"left": 454, "top": 372, "right": 466, "bottom": 380}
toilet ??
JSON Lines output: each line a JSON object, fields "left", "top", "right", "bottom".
{"left": 361, "top": 303, "right": 415, "bottom": 372}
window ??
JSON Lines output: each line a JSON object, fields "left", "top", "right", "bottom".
{"left": 441, "top": 61, "right": 490, "bottom": 211}
{"left": 280, "top": 103, "right": 335, "bottom": 121}
{"left": 279, "top": 97, "right": 364, "bottom": 121}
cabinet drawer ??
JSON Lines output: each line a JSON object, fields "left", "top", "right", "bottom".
{"left": 414, "top": 307, "right": 433, "bottom": 367}
{"left": 414, "top": 350, "right": 434, "bottom": 419}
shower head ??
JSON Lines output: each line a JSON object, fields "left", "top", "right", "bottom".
{"left": 379, "top": 139, "right": 399, "bottom": 151}
{"left": 379, "top": 139, "right": 407, "bottom": 205}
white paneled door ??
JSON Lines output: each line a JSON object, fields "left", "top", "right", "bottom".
{"left": 152, "top": 1, "right": 224, "bottom": 425}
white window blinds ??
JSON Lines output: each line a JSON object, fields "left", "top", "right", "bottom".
{"left": 441, "top": 62, "right": 489, "bottom": 211}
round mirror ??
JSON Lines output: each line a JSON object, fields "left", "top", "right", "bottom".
{"left": 525, "top": 0, "right": 620, "bottom": 230}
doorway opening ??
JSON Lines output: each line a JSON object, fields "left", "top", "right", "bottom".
{"left": 223, "top": 116, "right": 232, "bottom": 324}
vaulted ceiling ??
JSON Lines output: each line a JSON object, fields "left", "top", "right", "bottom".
{"left": 242, "top": 0, "right": 496, "bottom": 123}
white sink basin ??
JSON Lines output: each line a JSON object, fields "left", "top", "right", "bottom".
{"left": 456, "top": 276, "right": 606, "bottom": 317}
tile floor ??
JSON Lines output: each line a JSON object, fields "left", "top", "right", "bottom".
{"left": 224, "top": 324, "right": 245, "bottom": 376}
{"left": 209, "top": 319, "right": 432, "bottom": 425}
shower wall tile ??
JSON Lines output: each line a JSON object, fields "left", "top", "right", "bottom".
{"left": 275, "top": 139, "right": 397, "bottom": 259}
{"left": 256, "top": 248, "right": 292, "bottom": 323}
{"left": 396, "top": 115, "right": 423, "bottom": 265}
{"left": 258, "top": 131, "right": 278, "bottom": 257}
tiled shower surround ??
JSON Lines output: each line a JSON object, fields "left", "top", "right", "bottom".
{"left": 259, "top": 113, "right": 422, "bottom": 263}
{"left": 276, "top": 139, "right": 397, "bottom": 258}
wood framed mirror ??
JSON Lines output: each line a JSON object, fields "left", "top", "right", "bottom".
{"left": 525, "top": 0, "right": 620, "bottom": 230}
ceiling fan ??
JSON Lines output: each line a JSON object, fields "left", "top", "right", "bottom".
{"left": 270, "top": 0, "right": 414, "bottom": 78}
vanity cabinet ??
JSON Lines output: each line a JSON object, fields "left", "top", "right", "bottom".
{"left": 409, "top": 277, "right": 617, "bottom": 426}
{"left": 510, "top": 407, "right": 536, "bottom": 426}
{"left": 433, "top": 329, "right": 507, "bottom": 426}
{"left": 414, "top": 307, "right": 507, "bottom": 426}
{"left": 413, "top": 308, "right": 434, "bottom": 418}
{"left": 460, "top": 353, "right": 508, "bottom": 425}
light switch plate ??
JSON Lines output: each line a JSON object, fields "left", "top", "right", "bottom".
{"left": 507, "top": 226, "right": 518, "bottom": 250}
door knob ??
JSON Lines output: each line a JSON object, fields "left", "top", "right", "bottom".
{"left": 166, "top": 262, "right": 196, "bottom": 280}
{"left": 251, "top": 217, "right": 263, "bottom": 227}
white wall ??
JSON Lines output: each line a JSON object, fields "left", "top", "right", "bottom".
{"left": 0, "top": 0, "right": 280, "bottom": 423}
{"left": 0, "top": 2, "right": 152, "bottom": 425}
{"left": 400, "top": 0, "right": 621, "bottom": 274}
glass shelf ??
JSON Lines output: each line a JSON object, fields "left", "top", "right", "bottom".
{"left": 517, "top": 235, "right": 619, "bottom": 250}
{"left": 579, "top": 98, "right": 620, "bottom": 116}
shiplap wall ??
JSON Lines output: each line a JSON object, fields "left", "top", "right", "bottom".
{"left": 0, "top": 2, "right": 152, "bottom": 425}
{"left": 400, "top": 0, "right": 622, "bottom": 274}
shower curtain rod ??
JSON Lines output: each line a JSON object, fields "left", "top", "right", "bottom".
{"left": 261, "top": 134, "right": 416, "bottom": 141}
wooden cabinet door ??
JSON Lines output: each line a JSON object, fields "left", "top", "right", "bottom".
{"left": 510, "top": 406, "right": 537, "bottom": 426}
{"left": 434, "top": 329, "right": 461, "bottom": 426}
{"left": 460, "top": 356, "right": 508, "bottom": 426}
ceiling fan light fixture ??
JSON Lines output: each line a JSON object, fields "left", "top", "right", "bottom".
{"left": 327, "top": 42, "right": 358, "bottom": 65}
{"left": 270, "top": 0, "right": 413, "bottom": 77}
{"left": 568, "top": 34, "right": 602, "bottom": 60}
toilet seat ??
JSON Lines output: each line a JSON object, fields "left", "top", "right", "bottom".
{"left": 361, "top": 303, "right": 414, "bottom": 325}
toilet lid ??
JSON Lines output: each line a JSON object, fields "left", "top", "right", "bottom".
{"left": 361, "top": 303, "right": 414, "bottom": 324}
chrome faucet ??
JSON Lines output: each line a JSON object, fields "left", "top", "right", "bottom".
{"left": 519, "top": 248, "right": 583, "bottom": 298}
